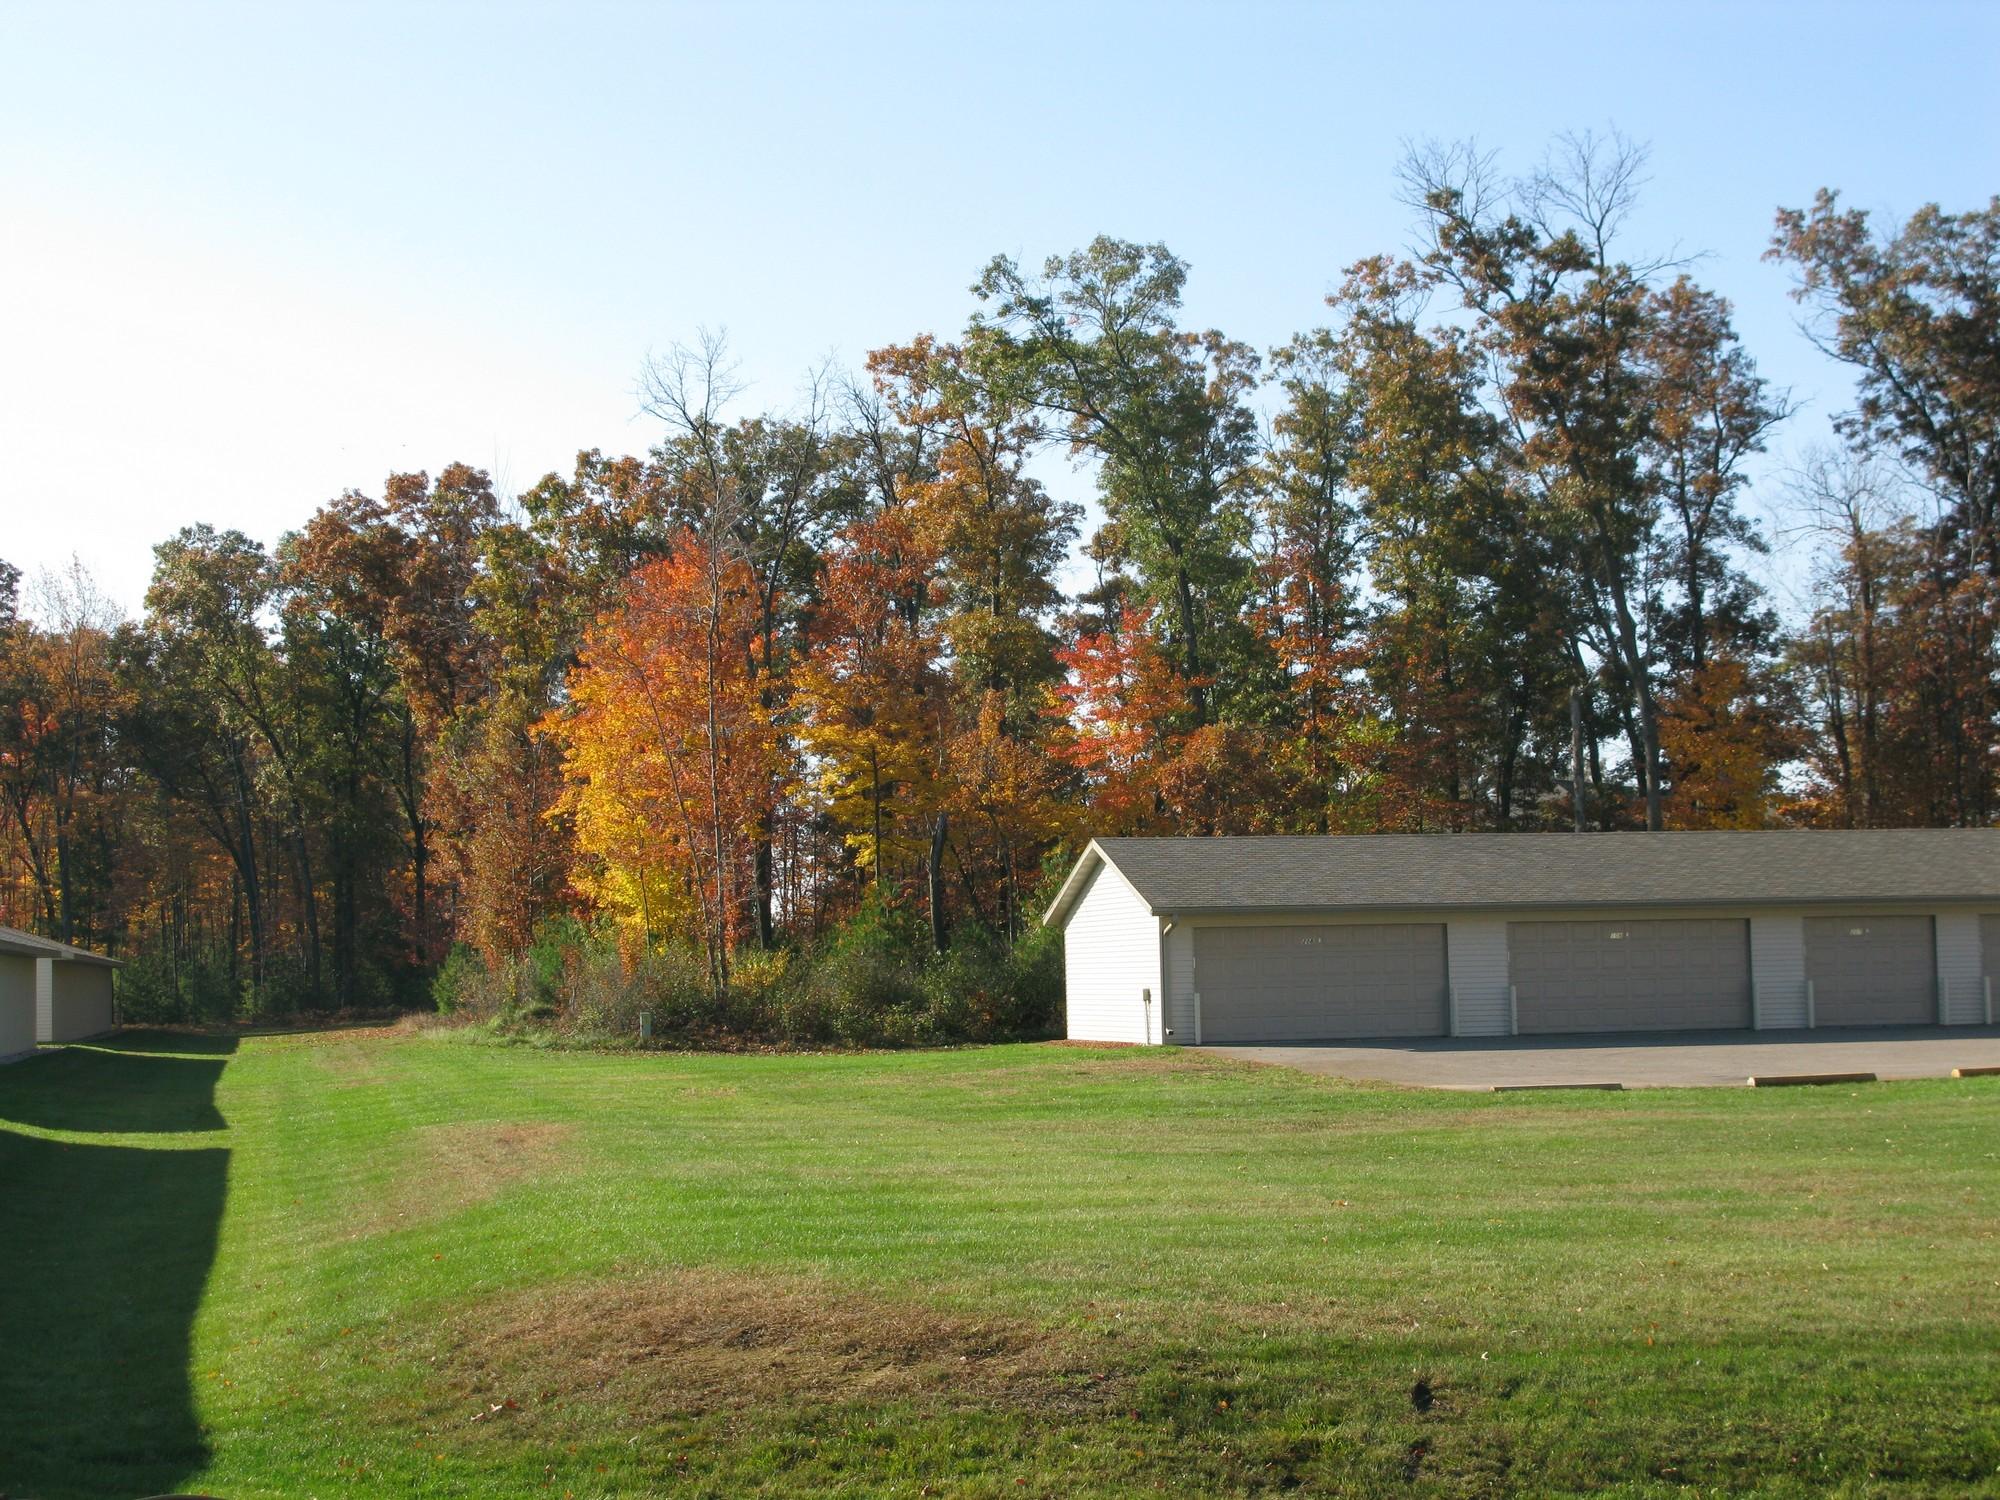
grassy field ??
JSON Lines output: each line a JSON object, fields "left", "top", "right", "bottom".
{"left": 0, "top": 1029, "right": 1995, "bottom": 1498}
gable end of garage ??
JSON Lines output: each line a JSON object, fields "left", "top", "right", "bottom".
{"left": 1058, "top": 856, "right": 1164, "bottom": 1044}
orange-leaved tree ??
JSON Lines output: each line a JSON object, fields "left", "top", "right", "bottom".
{"left": 555, "top": 533, "right": 773, "bottom": 995}
{"left": 1660, "top": 655, "right": 1794, "bottom": 829}
{"left": 1050, "top": 602, "right": 1191, "bottom": 833}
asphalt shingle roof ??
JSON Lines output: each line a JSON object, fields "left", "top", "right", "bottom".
{"left": 1073, "top": 830, "right": 2000, "bottom": 917}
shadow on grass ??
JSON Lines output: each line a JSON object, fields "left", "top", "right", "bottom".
{"left": 91, "top": 1028, "right": 243, "bottom": 1055}
{"left": 0, "top": 1031, "right": 236, "bottom": 1133}
{"left": 0, "top": 1036, "right": 231, "bottom": 1498}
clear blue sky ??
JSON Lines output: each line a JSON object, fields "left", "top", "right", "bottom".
{"left": 3, "top": 0, "right": 1995, "bottom": 619}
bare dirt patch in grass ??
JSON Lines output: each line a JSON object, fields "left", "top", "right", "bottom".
{"left": 428, "top": 1268, "right": 1121, "bottom": 1422}
{"left": 944, "top": 1053, "right": 1209, "bottom": 1098}
{"left": 355, "top": 1120, "right": 574, "bottom": 1236}
{"left": 312, "top": 1042, "right": 394, "bottom": 1088}
{"left": 262, "top": 1022, "right": 413, "bottom": 1047}
{"left": 264, "top": 1023, "right": 424, "bottom": 1087}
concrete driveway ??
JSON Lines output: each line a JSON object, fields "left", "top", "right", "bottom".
{"left": 1200, "top": 1025, "right": 2000, "bottom": 1090}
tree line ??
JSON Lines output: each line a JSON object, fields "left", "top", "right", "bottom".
{"left": 2, "top": 135, "right": 1995, "bottom": 1024}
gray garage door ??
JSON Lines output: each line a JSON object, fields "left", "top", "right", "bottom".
{"left": 1509, "top": 918, "right": 1751, "bottom": 1034}
{"left": 1804, "top": 915, "right": 1936, "bottom": 1026}
{"left": 1194, "top": 924, "right": 1447, "bottom": 1042}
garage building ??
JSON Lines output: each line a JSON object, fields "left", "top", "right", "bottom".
{"left": 0, "top": 932, "right": 40, "bottom": 1061}
{"left": 1043, "top": 832, "right": 2000, "bottom": 1044}
{"left": 0, "top": 926, "right": 119, "bottom": 1046}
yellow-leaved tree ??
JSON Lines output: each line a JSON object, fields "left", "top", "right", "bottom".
{"left": 554, "top": 532, "right": 773, "bottom": 993}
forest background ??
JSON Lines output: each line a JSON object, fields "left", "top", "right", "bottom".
{"left": 4, "top": 125, "right": 1996, "bottom": 1043}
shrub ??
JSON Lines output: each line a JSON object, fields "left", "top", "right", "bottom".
{"left": 115, "top": 948, "right": 241, "bottom": 1026}
{"left": 921, "top": 922, "right": 1063, "bottom": 1042}
{"left": 431, "top": 944, "right": 486, "bottom": 1015}
{"left": 439, "top": 902, "right": 1063, "bottom": 1050}
{"left": 482, "top": 912, "right": 1056, "bottom": 1048}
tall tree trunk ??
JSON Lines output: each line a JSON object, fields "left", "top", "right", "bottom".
{"left": 5, "top": 792, "right": 59, "bottom": 934}
{"left": 754, "top": 824, "right": 776, "bottom": 951}
{"left": 704, "top": 564, "right": 729, "bottom": 998}
{"left": 870, "top": 748, "right": 884, "bottom": 892}
{"left": 400, "top": 712, "right": 428, "bottom": 963}
{"left": 1586, "top": 721, "right": 1610, "bottom": 831}
{"left": 288, "top": 809, "right": 322, "bottom": 998}
{"left": 228, "top": 870, "right": 241, "bottom": 999}
{"left": 1570, "top": 685, "right": 1587, "bottom": 832}
{"left": 1683, "top": 502, "right": 1709, "bottom": 676}
{"left": 1601, "top": 546, "right": 1664, "bottom": 830}
{"left": 1495, "top": 676, "right": 1525, "bottom": 829}
{"left": 231, "top": 756, "right": 265, "bottom": 998}
{"left": 753, "top": 633, "right": 779, "bottom": 952}
{"left": 928, "top": 812, "right": 949, "bottom": 954}
{"left": 1817, "top": 626, "right": 1858, "bottom": 826}
{"left": 1169, "top": 544, "right": 1207, "bottom": 725}
{"left": 54, "top": 824, "right": 72, "bottom": 943}
{"left": 1850, "top": 533, "right": 1882, "bottom": 826}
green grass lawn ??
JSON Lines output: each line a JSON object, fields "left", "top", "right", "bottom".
{"left": 1, "top": 1029, "right": 1996, "bottom": 1498}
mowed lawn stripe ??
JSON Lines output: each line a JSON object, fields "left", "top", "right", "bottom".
{"left": 0, "top": 1030, "right": 1994, "bottom": 1497}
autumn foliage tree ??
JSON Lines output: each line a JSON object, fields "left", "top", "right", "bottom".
{"left": 794, "top": 505, "right": 952, "bottom": 895}
{"left": 558, "top": 535, "right": 773, "bottom": 994}
{"left": 1659, "top": 656, "right": 1796, "bottom": 829}
{"left": 1772, "top": 195, "right": 2000, "bottom": 825}
{"left": 1050, "top": 603, "right": 1189, "bottom": 834}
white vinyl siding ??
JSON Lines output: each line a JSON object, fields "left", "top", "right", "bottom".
{"left": 1749, "top": 915, "right": 1808, "bottom": 1029}
{"left": 1981, "top": 915, "right": 2000, "bottom": 1024}
{"left": 1162, "top": 922, "right": 1196, "bottom": 1043}
{"left": 1934, "top": 913, "right": 1982, "bottom": 1025}
{"left": 1062, "top": 861, "right": 1163, "bottom": 1044}
{"left": 41, "top": 962, "right": 115, "bottom": 1043}
{"left": 1446, "top": 919, "right": 1510, "bottom": 1036}
{"left": 0, "top": 954, "right": 36, "bottom": 1058}
{"left": 34, "top": 956, "right": 52, "bottom": 1041}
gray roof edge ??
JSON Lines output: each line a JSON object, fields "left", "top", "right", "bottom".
{"left": 1041, "top": 842, "right": 1110, "bottom": 928}
{"left": 1152, "top": 894, "right": 2000, "bottom": 918}
{"left": 0, "top": 926, "right": 121, "bottom": 966}
{"left": 59, "top": 951, "right": 122, "bottom": 968}
{"left": 1089, "top": 829, "right": 2000, "bottom": 843}
{"left": 1057, "top": 830, "right": 2000, "bottom": 924}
